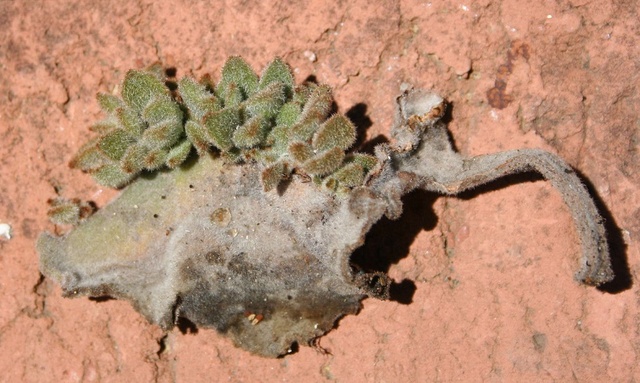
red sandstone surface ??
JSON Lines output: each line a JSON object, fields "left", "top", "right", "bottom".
{"left": 1, "top": 0, "right": 638, "bottom": 381}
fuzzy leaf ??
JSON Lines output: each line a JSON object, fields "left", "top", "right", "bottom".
{"left": 288, "top": 141, "right": 314, "bottom": 163}
{"left": 142, "top": 121, "right": 183, "bottom": 149}
{"left": 121, "top": 70, "right": 167, "bottom": 112}
{"left": 120, "top": 143, "right": 149, "bottom": 174}
{"left": 289, "top": 116, "right": 321, "bottom": 142}
{"left": 259, "top": 57, "right": 294, "bottom": 97}
{"left": 97, "top": 93, "right": 125, "bottom": 113}
{"left": 265, "top": 125, "right": 290, "bottom": 154}
{"left": 286, "top": 85, "right": 333, "bottom": 142}
{"left": 244, "top": 82, "right": 286, "bottom": 119}
{"left": 145, "top": 62, "right": 166, "bottom": 80}
{"left": 185, "top": 120, "right": 210, "bottom": 155}
{"left": 261, "top": 161, "right": 288, "bottom": 192}
{"left": 204, "top": 107, "right": 241, "bottom": 151}
{"left": 47, "top": 198, "right": 95, "bottom": 226}
{"left": 89, "top": 119, "right": 118, "bottom": 134}
{"left": 292, "top": 83, "right": 315, "bottom": 105}
{"left": 232, "top": 116, "right": 268, "bottom": 148}
{"left": 219, "top": 56, "right": 258, "bottom": 98}
{"left": 302, "top": 147, "right": 345, "bottom": 176}
{"left": 218, "top": 81, "right": 244, "bottom": 107}
{"left": 255, "top": 148, "right": 280, "bottom": 164}
{"left": 178, "top": 76, "right": 205, "bottom": 105}
{"left": 165, "top": 140, "right": 192, "bottom": 168}
{"left": 178, "top": 77, "right": 221, "bottom": 120}
{"left": 323, "top": 177, "right": 339, "bottom": 192}
{"left": 143, "top": 96, "right": 183, "bottom": 128}
{"left": 144, "top": 147, "right": 169, "bottom": 170}
{"left": 312, "top": 114, "right": 356, "bottom": 151}
{"left": 221, "top": 147, "right": 243, "bottom": 163}
{"left": 98, "top": 129, "right": 136, "bottom": 161}
{"left": 93, "top": 163, "right": 135, "bottom": 188}
{"left": 324, "top": 162, "right": 365, "bottom": 191}
{"left": 116, "top": 108, "right": 145, "bottom": 137}
{"left": 47, "top": 200, "right": 81, "bottom": 225}
{"left": 351, "top": 153, "right": 378, "bottom": 173}
{"left": 199, "top": 73, "right": 216, "bottom": 91}
{"left": 275, "top": 102, "right": 302, "bottom": 127}
{"left": 300, "top": 84, "right": 333, "bottom": 122}
{"left": 70, "top": 139, "right": 108, "bottom": 171}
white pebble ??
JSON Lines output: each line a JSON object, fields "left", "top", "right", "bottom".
{"left": 303, "top": 50, "right": 317, "bottom": 62}
{"left": 0, "top": 223, "right": 12, "bottom": 240}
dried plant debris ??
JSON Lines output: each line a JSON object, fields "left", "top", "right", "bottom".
{"left": 37, "top": 57, "right": 613, "bottom": 357}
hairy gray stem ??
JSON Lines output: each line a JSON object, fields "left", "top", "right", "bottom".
{"left": 391, "top": 89, "right": 613, "bottom": 286}
{"left": 427, "top": 149, "right": 611, "bottom": 285}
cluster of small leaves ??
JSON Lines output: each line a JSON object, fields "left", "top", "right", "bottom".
{"left": 72, "top": 57, "right": 378, "bottom": 192}
{"left": 47, "top": 197, "right": 95, "bottom": 226}
{"left": 70, "top": 66, "right": 190, "bottom": 188}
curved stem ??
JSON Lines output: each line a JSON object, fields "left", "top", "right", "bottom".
{"left": 416, "top": 148, "right": 612, "bottom": 285}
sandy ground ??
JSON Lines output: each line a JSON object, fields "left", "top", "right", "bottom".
{"left": 1, "top": 0, "right": 639, "bottom": 381}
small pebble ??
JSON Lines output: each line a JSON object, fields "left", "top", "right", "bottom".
{"left": 0, "top": 223, "right": 12, "bottom": 240}
{"left": 303, "top": 50, "right": 317, "bottom": 62}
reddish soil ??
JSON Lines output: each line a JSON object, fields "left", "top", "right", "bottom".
{"left": 1, "top": 0, "right": 639, "bottom": 381}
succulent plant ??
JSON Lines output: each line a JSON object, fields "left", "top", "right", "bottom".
{"left": 38, "top": 57, "right": 614, "bottom": 358}
{"left": 70, "top": 69, "right": 188, "bottom": 188}
{"left": 46, "top": 197, "right": 95, "bottom": 226}
{"left": 71, "top": 57, "right": 377, "bottom": 193}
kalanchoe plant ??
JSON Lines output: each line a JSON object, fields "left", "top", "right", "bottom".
{"left": 71, "top": 57, "right": 376, "bottom": 193}
{"left": 37, "top": 57, "right": 613, "bottom": 357}
{"left": 70, "top": 67, "right": 190, "bottom": 188}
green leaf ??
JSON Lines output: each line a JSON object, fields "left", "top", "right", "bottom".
{"left": 292, "top": 83, "right": 315, "bottom": 105}
{"left": 261, "top": 161, "right": 288, "bottom": 192}
{"left": 116, "top": 107, "right": 145, "bottom": 137}
{"left": 165, "top": 140, "right": 192, "bottom": 168}
{"left": 97, "top": 93, "right": 125, "bottom": 113}
{"left": 254, "top": 147, "right": 280, "bottom": 164}
{"left": 288, "top": 141, "right": 314, "bottom": 163}
{"left": 145, "top": 62, "right": 166, "bottom": 79}
{"left": 89, "top": 119, "right": 118, "bottom": 134}
{"left": 351, "top": 153, "right": 378, "bottom": 173}
{"left": 204, "top": 107, "right": 241, "bottom": 151}
{"left": 121, "top": 70, "right": 167, "bottom": 112}
{"left": 300, "top": 84, "right": 332, "bottom": 121}
{"left": 324, "top": 162, "right": 364, "bottom": 191}
{"left": 46, "top": 198, "right": 95, "bottom": 226}
{"left": 265, "top": 124, "right": 290, "bottom": 154}
{"left": 289, "top": 116, "right": 321, "bottom": 142}
{"left": 219, "top": 56, "right": 258, "bottom": 98}
{"left": 143, "top": 147, "right": 169, "bottom": 170}
{"left": 286, "top": 85, "right": 333, "bottom": 141}
{"left": 93, "top": 163, "right": 136, "bottom": 188}
{"left": 221, "top": 147, "right": 243, "bottom": 163}
{"left": 142, "top": 121, "right": 183, "bottom": 149}
{"left": 244, "top": 81, "right": 286, "bottom": 119}
{"left": 98, "top": 129, "right": 136, "bottom": 161}
{"left": 275, "top": 102, "right": 301, "bottom": 127}
{"left": 312, "top": 114, "right": 356, "bottom": 151}
{"left": 143, "top": 95, "right": 183, "bottom": 128}
{"left": 120, "top": 143, "right": 149, "bottom": 174}
{"left": 69, "top": 138, "right": 108, "bottom": 171}
{"left": 217, "top": 81, "right": 244, "bottom": 107}
{"left": 302, "top": 147, "right": 345, "bottom": 176}
{"left": 259, "top": 57, "right": 294, "bottom": 97}
{"left": 232, "top": 116, "right": 268, "bottom": 148}
{"left": 185, "top": 120, "right": 210, "bottom": 155}
{"left": 178, "top": 77, "right": 221, "bottom": 120}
